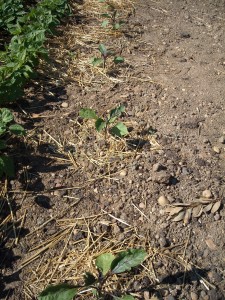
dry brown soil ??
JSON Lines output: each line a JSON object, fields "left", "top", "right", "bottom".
{"left": 1, "top": 0, "right": 225, "bottom": 299}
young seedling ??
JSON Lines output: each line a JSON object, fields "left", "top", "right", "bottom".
{"left": 99, "top": 0, "right": 124, "bottom": 30}
{"left": 79, "top": 104, "right": 128, "bottom": 139}
{"left": 0, "top": 108, "right": 25, "bottom": 177}
{"left": 38, "top": 248, "right": 147, "bottom": 300}
{"left": 101, "top": 10, "right": 125, "bottom": 30}
{"left": 91, "top": 44, "right": 124, "bottom": 68}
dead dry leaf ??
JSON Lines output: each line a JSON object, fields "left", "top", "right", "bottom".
{"left": 192, "top": 205, "right": 203, "bottom": 217}
{"left": 173, "top": 210, "right": 185, "bottom": 222}
{"left": 169, "top": 206, "right": 184, "bottom": 216}
{"left": 205, "top": 238, "right": 217, "bottom": 250}
{"left": 204, "top": 203, "right": 213, "bottom": 213}
{"left": 211, "top": 200, "right": 221, "bottom": 214}
{"left": 183, "top": 208, "right": 192, "bottom": 225}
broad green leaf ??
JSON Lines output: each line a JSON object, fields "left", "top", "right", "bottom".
{"left": 114, "top": 56, "right": 124, "bottom": 64}
{"left": 110, "top": 122, "right": 128, "bottom": 137}
{"left": 0, "top": 155, "right": 15, "bottom": 177}
{"left": 109, "top": 105, "right": 125, "bottom": 123}
{"left": 91, "top": 57, "right": 104, "bottom": 66}
{"left": 0, "top": 140, "right": 6, "bottom": 150}
{"left": 111, "top": 249, "right": 147, "bottom": 274}
{"left": 9, "top": 124, "right": 26, "bottom": 136}
{"left": 84, "top": 272, "right": 96, "bottom": 286}
{"left": 95, "top": 118, "right": 106, "bottom": 132}
{"left": 1, "top": 108, "right": 14, "bottom": 124}
{"left": 0, "top": 125, "right": 7, "bottom": 136}
{"left": 95, "top": 253, "right": 115, "bottom": 275}
{"left": 99, "top": 44, "right": 107, "bottom": 57}
{"left": 38, "top": 284, "right": 77, "bottom": 300}
{"left": 102, "top": 20, "right": 109, "bottom": 27}
{"left": 79, "top": 108, "right": 98, "bottom": 120}
{"left": 113, "top": 295, "right": 135, "bottom": 300}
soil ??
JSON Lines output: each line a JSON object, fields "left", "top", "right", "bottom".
{"left": 1, "top": 0, "right": 225, "bottom": 299}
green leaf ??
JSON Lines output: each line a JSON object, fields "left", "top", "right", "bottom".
{"left": 111, "top": 249, "right": 147, "bottom": 274}
{"left": 95, "top": 253, "right": 115, "bottom": 275}
{"left": 1, "top": 108, "right": 14, "bottom": 124}
{"left": 9, "top": 124, "right": 25, "bottom": 136}
{"left": 38, "top": 284, "right": 77, "bottom": 300}
{"left": 113, "top": 295, "right": 135, "bottom": 300}
{"left": 0, "top": 140, "right": 7, "bottom": 150}
{"left": 95, "top": 118, "right": 106, "bottom": 132}
{"left": 0, "top": 155, "right": 15, "bottom": 177}
{"left": 91, "top": 57, "right": 104, "bottom": 66}
{"left": 110, "top": 122, "right": 128, "bottom": 137}
{"left": 79, "top": 108, "right": 98, "bottom": 120}
{"left": 109, "top": 105, "right": 125, "bottom": 123}
{"left": 101, "top": 13, "right": 111, "bottom": 18}
{"left": 0, "top": 125, "right": 7, "bottom": 136}
{"left": 99, "top": 44, "right": 107, "bottom": 57}
{"left": 102, "top": 20, "right": 109, "bottom": 27}
{"left": 84, "top": 272, "right": 96, "bottom": 286}
{"left": 114, "top": 56, "right": 124, "bottom": 64}
{"left": 113, "top": 23, "right": 121, "bottom": 30}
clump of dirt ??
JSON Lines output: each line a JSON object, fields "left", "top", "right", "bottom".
{"left": 1, "top": 0, "right": 224, "bottom": 299}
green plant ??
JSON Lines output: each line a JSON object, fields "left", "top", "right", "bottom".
{"left": 0, "top": 108, "right": 25, "bottom": 177}
{"left": 0, "top": 0, "right": 71, "bottom": 104}
{"left": 38, "top": 248, "right": 147, "bottom": 300}
{"left": 99, "top": 0, "right": 124, "bottom": 30}
{"left": 101, "top": 10, "right": 125, "bottom": 30}
{"left": 79, "top": 104, "right": 128, "bottom": 138}
{"left": 91, "top": 44, "right": 124, "bottom": 68}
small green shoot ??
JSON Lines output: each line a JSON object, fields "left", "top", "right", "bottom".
{"left": 91, "top": 44, "right": 124, "bottom": 68}
{"left": 38, "top": 248, "right": 147, "bottom": 300}
{"left": 79, "top": 105, "right": 128, "bottom": 138}
{"left": 101, "top": 10, "right": 124, "bottom": 30}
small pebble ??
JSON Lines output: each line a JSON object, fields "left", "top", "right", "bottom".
{"left": 190, "top": 291, "right": 198, "bottom": 300}
{"left": 61, "top": 102, "right": 69, "bottom": 108}
{"left": 202, "top": 189, "right": 212, "bottom": 198}
{"left": 214, "top": 213, "right": 220, "bottom": 221}
{"left": 120, "top": 170, "right": 127, "bottom": 177}
{"left": 218, "top": 136, "right": 225, "bottom": 144}
{"left": 158, "top": 195, "right": 169, "bottom": 206}
{"left": 143, "top": 291, "right": 150, "bottom": 300}
{"left": 139, "top": 202, "right": 146, "bottom": 209}
{"left": 153, "top": 163, "right": 162, "bottom": 172}
{"left": 213, "top": 146, "right": 220, "bottom": 153}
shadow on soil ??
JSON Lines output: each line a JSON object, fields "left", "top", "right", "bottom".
{"left": 0, "top": 199, "right": 29, "bottom": 299}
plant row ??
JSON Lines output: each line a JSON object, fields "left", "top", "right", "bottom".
{"left": 0, "top": 0, "right": 71, "bottom": 104}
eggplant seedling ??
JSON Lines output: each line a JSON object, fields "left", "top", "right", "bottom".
{"left": 38, "top": 248, "right": 147, "bottom": 300}
{"left": 91, "top": 44, "right": 124, "bottom": 68}
{"left": 79, "top": 104, "right": 128, "bottom": 139}
{"left": 101, "top": 10, "right": 125, "bottom": 30}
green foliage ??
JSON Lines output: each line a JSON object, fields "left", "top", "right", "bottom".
{"left": 0, "top": 0, "right": 71, "bottom": 104}
{"left": 111, "top": 249, "right": 147, "bottom": 274}
{"left": 91, "top": 44, "right": 124, "bottom": 68}
{"left": 95, "top": 253, "right": 115, "bottom": 275}
{"left": 100, "top": 7, "right": 125, "bottom": 30}
{"left": 38, "top": 283, "right": 77, "bottom": 300}
{"left": 79, "top": 105, "right": 128, "bottom": 138}
{"left": 0, "top": 0, "right": 26, "bottom": 31}
{"left": 0, "top": 108, "right": 25, "bottom": 178}
{"left": 39, "top": 249, "right": 147, "bottom": 300}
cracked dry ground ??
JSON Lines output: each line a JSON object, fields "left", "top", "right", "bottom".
{"left": 1, "top": 0, "right": 225, "bottom": 299}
